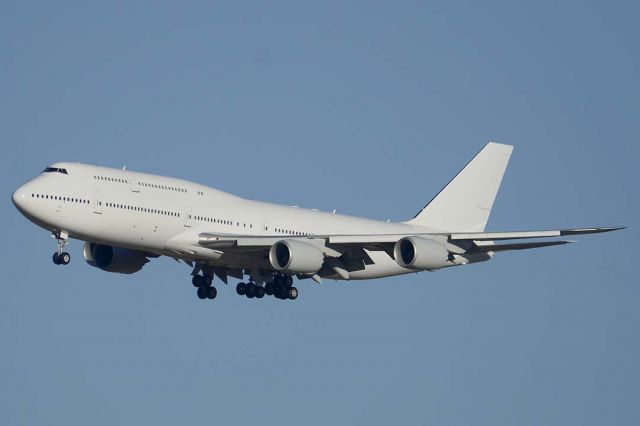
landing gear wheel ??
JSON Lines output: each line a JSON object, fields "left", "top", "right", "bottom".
{"left": 236, "top": 282, "right": 247, "bottom": 295}
{"left": 288, "top": 287, "right": 298, "bottom": 300}
{"left": 285, "top": 275, "right": 293, "bottom": 286}
{"left": 274, "top": 285, "right": 285, "bottom": 299}
{"left": 265, "top": 283, "right": 274, "bottom": 295}
{"left": 256, "top": 286, "right": 265, "bottom": 298}
{"left": 192, "top": 275, "right": 204, "bottom": 287}
{"left": 52, "top": 252, "right": 60, "bottom": 265}
{"left": 197, "top": 287, "right": 207, "bottom": 300}
{"left": 58, "top": 252, "right": 71, "bottom": 265}
{"left": 207, "top": 286, "right": 217, "bottom": 300}
{"left": 246, "top": 284, "right": 256, "bottom": 299}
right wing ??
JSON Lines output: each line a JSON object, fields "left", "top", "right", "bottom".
{"left": 162, "top": 226, "right": 623, "bottom": 280}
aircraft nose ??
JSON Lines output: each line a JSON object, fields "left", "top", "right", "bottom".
{"left": 12, "top": 184, "right": 29, "bottom": 212}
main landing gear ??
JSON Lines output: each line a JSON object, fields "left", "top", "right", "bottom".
{"left": 236, "top": 274, "right": 298, "bottom": 301}
{"left": 192, "top": 273, "right": 217, "bottom": 301}
{"left": 52, "top": 232, "right": 71, "bottom": 265}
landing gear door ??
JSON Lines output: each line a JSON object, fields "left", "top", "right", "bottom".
{"left": 94, "top": 191, "right": 103, "bottom": 214}
{"left": 183, "top": 207, "right": 192, "bottom": 227}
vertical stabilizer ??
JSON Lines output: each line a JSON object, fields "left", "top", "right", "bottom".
{"left": 407, "top": 142, "right": 513, "bottom": 232}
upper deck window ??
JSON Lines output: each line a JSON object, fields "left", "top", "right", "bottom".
{"left": 43, "top": 167, "right": 68, "bottom": 175}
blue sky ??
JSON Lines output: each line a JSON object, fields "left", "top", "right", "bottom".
{"left": 1, "top": 1, "right": 638, "bottom": 424}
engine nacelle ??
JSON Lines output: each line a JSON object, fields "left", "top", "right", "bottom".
{"left": 83, "top": 242, "right": 150, "bottom": 274}
{"left": 393, "top": 236, "right": 449, "bottom": 270}
{"left": 269, "top": 239, "right": 324, "bottom": 274}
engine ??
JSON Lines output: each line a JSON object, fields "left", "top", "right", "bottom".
{"left": 268, "top": 239, "right": 324, "bottom": 274}
{"left": 83, "top": 242, "right": 150, "bottom": 274}
{"left": 393, "top": 236, "right": 450, "bottom": 270}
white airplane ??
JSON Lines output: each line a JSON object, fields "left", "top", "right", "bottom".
{"left": 12, "top": 142, "right": 622, "bottom": 302}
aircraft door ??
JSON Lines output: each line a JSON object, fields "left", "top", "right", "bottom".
{"left": 183, "top": 207, "right": 192, "bottom": 227}
{"left": 127, "top": 173, "right": 140, "bottom": 192}
{"left": 94, "top": 191, "right": 103, "bottom": 214}
{"left": 261, "top": 218, "right": 269, "bottom": 234}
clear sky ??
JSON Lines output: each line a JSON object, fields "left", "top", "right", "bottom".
{"left": 1, "top": 1, "right": 638, "bottom": 425}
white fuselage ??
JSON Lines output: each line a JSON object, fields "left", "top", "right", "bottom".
{"left": 12, "top": 162, "right": 432, "bottom": 279}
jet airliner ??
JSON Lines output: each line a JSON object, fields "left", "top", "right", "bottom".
{"left": 12, "top": 142, "right": 622, "bottom": 302}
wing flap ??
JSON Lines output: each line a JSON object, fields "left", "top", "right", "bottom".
{"left": 473, "top": 240, "right": 574, "bottom": 252}
{"left": 449, "top": 227, "right": 624, "bottom": 241}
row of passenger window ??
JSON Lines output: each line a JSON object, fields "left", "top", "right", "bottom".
{"left": 93, "top": 175, "right": 188, "bottom": 194}
{"left": 94, "top": 175, "right": 127, "bottom": 184}
{"left": 32, "top": 193, "right": 89, "bottom": 204}
{"left": 192, "top": 215, "right": 252, "bottom": 228}
{"left": 275, "top": 228, "right": 310, "bottom": 236}
{"left": 105, "top": 202, "right": 179, "bottom": 217}
{"left": 139, "top": 182, "right": 187, "bottom": 193}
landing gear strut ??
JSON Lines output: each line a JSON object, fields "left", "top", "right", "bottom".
{"left": 52, "top": 231, "right": 70, "bottom": 265}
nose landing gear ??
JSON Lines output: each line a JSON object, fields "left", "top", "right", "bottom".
{"left": 52, "top": 231, "right": 70, "bottom": 265}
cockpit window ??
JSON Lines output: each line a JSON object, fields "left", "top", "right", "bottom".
{"left": 43, "top": 167, "right": 68, "bottom": 175}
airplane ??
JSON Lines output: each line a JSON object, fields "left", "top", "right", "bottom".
{"left": 11, "top": 142, "right": 623, "bottom": 302}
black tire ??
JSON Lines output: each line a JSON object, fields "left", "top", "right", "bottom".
{"left": 192, "top": 275, "right": 204, "bottom": 287}
{"left": 52, "top": 253, "right": 60, "bottom": 265}
{"left": 265, "top": 283, "right": 274, "bottom": 295}
{"left": 274, "top": 285, "right": 285, "bottom": 299}
{"left": 236, "top": 282, "right": 246, "bottom": 295}
{"left": 256, "top": 286, "right": 265, "bottom": 298}
{"left": 207, "top": 286, "right": 217, "bottom": 300}
{"left": 246, "top": 284, "right": 256, "bottom": 298}
{"left": 285, "top": 275, "right": 293, "bottom": 286}
{"left": 288, "top": 287, "right": 298, "bottom": 300}
{"left": 274, "top": 275, "right": 283, "bottom": 286}
{"left": 197, "top": 286, "right": 207, "bottom": 300}
{"left": 59, "top": 252, "right": 71, "bottom": 265}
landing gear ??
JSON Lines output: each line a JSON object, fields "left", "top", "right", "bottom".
{"left": 192, "top": 272, "right": 216, "bottom": 301}
{"left": 192, "top": 275, "right": 204, "bottom": 288}
{"left": 206, "top": 286, "right": 217, "bottom": 299}
{"left": 265, "top": 282, "right": 274, "bottom": 295}
{"left": 52, "top": 232, "right": 70, "bottom": 266}
{"left": 237, "top": 274, "right": 298, "bottom": 301}
{"left": 236, "top": 282, "right": 267, "bottom": 299}
{"left": 246, "top": 283, "right": 256, "bottom": 298}
{"left": 197, "top": 286, "right": 207, "bottom": 299}
{"left": 288, "top": 287, "right": 298, "bottom": 300}
{"left": 236, "top": 282, "right": 247, "bottom": 295}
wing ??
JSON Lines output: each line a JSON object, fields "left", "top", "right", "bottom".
{"left": 187, "top": 226, "right": 623, "bottom": 277}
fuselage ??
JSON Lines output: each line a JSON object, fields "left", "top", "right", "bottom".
{"left": 12, "top": 162, "right": 431, "bottom": 279}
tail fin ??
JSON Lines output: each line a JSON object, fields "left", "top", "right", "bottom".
{"left": 407, "top": 142, "right": 513, "bottom": 232}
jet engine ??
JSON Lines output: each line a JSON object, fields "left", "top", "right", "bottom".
{"left": 83, "top": 242, "right": 150, "bottom": 274}
{"left": 269, "top": 239, "right": 324, "bottom": 274}
{"left": 393, "top": 236, "right": 450, "bottom": 270}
